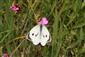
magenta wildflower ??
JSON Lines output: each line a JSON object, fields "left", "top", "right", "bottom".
{"left": 2, "top": 53, "right": 9, "bottom": 57}
{"left": 10, "top": 4, "right": 20, "bottom": 13}
{"left": 38, "top": 17, "right": 48, "bottom": 25}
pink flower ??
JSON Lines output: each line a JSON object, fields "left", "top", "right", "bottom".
{"left": 2, "top": 53, "right": 8, "bottom": 57}
{"left": 38, "top": 17, "right": 48, "bottom": 25}
{"left": 10, "top": 4, "right": 20, "bottom": 13}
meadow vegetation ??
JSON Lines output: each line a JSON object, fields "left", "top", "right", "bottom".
{"left": 0, "top": 0, "right": 85, "bottom": 57}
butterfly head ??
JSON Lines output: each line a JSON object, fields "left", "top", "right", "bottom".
{"left": 38, "top": 17, "right": 48, "bottom": 25}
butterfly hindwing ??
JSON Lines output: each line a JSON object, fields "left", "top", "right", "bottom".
{"left": 28, "top": 25, "right": 40, "bottom": 45}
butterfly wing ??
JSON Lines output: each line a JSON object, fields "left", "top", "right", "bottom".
{"left": 40, "top": 26, "right": 51, "bottom": 46}
{"left": 27, "top": 25, "right": 40, "bottom": 45}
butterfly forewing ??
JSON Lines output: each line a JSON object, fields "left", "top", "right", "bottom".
{"left": 40, "top": 25, "right": 50, "bottom": 46}
{"left": 29, "top": 25, "right": 40, "bottom": 45}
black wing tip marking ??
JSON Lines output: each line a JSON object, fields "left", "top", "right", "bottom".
{"left": 26, "top": 32, "right": 31, "bottom": 41}
{"left": 48, "top": 36, "right": 52, "bottom": 42}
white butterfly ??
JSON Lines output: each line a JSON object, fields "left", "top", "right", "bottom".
{"left": 26, "top": 24, "right": 51, "bottom": 46}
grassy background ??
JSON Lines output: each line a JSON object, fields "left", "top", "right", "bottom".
{"left": 0, "top": 0, "right": 85, "bottom": 57}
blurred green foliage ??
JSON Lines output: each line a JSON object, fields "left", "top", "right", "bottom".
{"left": 0, "top": 0, "right": 85, "bottom": 57}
